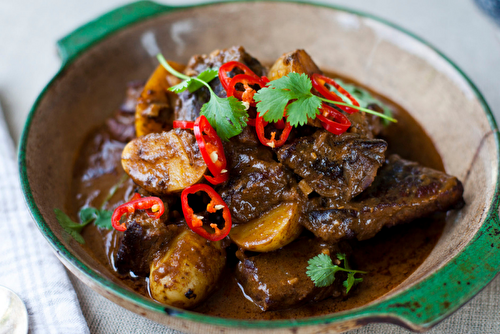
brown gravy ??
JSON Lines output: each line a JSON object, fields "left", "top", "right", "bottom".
{"left": 71, "top": 79, "right": 446, "bottom": 320}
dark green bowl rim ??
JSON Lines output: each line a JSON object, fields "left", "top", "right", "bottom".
{"left": 18, "top": 0, "right": 500, "bottom": 331}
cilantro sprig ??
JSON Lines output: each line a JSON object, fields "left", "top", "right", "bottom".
{"left": 54, "top": 174, "right": 128, "bottom": 243}
{"left": 306, "top": 253, "right": 366, "bottom": 293}
{"left": 254, "top": 72, "right": 397, "bottom": 126}
{"left": 157, "top": 54, "right": 248, "bottom": 141}
{"left": 254, "top": 73, "right": 321, "bottom": 126}
{"left": 332, "top": 79, "right": 394, "bottom": 126}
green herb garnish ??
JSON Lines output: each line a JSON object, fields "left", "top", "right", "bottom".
{"left": 254, "top": 72, "right": 397, "bottom": 125}
{"left": 254, "top": 73, "right": 322, "bottom": 126}
{"left": 157, "top": 54, "right": 248, "bottom": 141}
{"left": 306, "top": 253, "right": 366, "bottom": 293}
{"left": 78, "top": 207, "right": 113, "bottom": 230}
{"left": 55, "top": 174, "right": 128, "bottom": 243}
{"left": 54, "top": 209, "right": 88, "bottom": 244}
{"left": 332, "top": 79, "right": 394, "bottom": 126}
{"left": 169, "top": 68, "right": 219, "bottom": 94}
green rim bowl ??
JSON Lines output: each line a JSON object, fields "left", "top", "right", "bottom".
{"left": 18, "top": 1, "right": 500, "bottom": 333}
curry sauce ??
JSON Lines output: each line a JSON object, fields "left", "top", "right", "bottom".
{"left": 71, "top": 76, "right": 448, "bottom": 319}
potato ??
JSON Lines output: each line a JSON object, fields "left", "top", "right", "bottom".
{"left": 268, "top": 49, "right": 322, "bottom": 81}
{"left": 230, "top": 202, "right": 303, "bottom": 252}
{"left": 121, "top": 129, "right": 207, "bottom": 195}
{"left": 149, "top": 230, "right": 226, "bottom": 309}
{"left": 135, "top": 62, "right": 185, "bottom": 137}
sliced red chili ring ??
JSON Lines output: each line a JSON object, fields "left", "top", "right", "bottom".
{"left": 311, "top": 73, "right": 360, "bottom": 114}
{"left": 246, "top": 118, "right": 256, "bottom": 127}
{"left": 173, "top": 120, "right": 194, "bottom": 129}
{"left": 218, "top": 61, "right": 261, "bottom": 92}
{"left": 255, "top": 113, "right": 293, "bottom": 148}
{"left": 181, "top": 184, "right": 232, "bottom": 241}
{"left": 194, "top": 115, "right": 227, "bottom": 179}
{"left": 274, "top": 110, "right": 287, "bottom": 130}
{"left": 227, "top": 74, "right": 266, "bottom": 107}
{"left": 316, "top": 103, "right": 351, "bottom": 135}
{"left": 130, "top": 192, "right": 142, "bottom": 201}
{"left": 205, "top": 170, "right": 229, "bottom": 185}
{"left": 111, "top": 195, "right": 165, "bottom": 231}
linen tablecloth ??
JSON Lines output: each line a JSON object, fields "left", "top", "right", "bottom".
{"left": 0, "top": 105, "right": 89, "bottom": 334}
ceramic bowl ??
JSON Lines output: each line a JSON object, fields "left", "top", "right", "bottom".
{"left": 19, "top": 1, "right": 500, "bottom": 333}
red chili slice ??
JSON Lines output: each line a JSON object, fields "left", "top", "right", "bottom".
{"left": 311, "top": 73, "right": 360, "bottom": 114}
{"left": 246, "top": 118, "right": 256, "bottom": 127}
{"left": 130, "top": 192, "right": 142, "bottom": 201}
{"left": 316, "top": 103, "right": 351, "bottom": 135}
{"left": 181, "top": 184, "right": 232, "bottom": 241}
{"left": 227, "top": 74, "right": 267, "bottom": 107}
{"left": 255, "top": 113, "right": 293, "bottom": 148}
{"left": 205, "top": 170, "right": 229, "bottom": 185}
{"left": 193, "top": 115, "right": 227, "bottom": 183}
{"left": 218, "top": 61, "right": 261, "bottom": 92}
{"left": 173, "top": 120, "right": 194, "bottom": 129}
{"left": 111, "top": 195, "right": 165, "bottom": 232}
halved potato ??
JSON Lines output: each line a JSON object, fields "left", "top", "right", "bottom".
{"left": 230, "top": 202, "right": 303, "bottom": 252}
{"left": 121, "top": 129, "right": 207, "bottom": 194}
{"left": 149, "top": 230, "right": 226, "bottom": 309}
{"left": 268, "top": 49, "right": 321, "bottom": 81}
{"left": 135, "top": 61, "right": 185, "bottom": 137}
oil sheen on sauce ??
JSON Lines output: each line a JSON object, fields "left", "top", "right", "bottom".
{"left": 71, "top": 79, "right": 447, "bottom": 320}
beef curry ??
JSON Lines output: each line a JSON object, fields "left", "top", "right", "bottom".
{"left": 69, "top": 46, "right": 464, "bottom": 319}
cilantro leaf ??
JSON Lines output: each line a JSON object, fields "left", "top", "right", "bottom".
{"left": 255, "top": 73, "right": 321, "bottom": 126}
{"left": 54, "top": 209, "right": 90, "bottom": 244}
{"left": 285, "top": 94, "right": 321, "bottom": 126}
{"left": 200, "top": 93, "right": 248, "bottom": 141}
{"left": 93, "top": 209, "right": 113, "bottom": 229}
{"left": 254, "top": 80, "right": 294, "bottom": 122}
{"left": 169, "top": 68, "right": 218, "bottom": 94}
{"left": 306, "top": 253, "right": 340, "bottom": 287}
{"left": 169, "top": 80, "right": 190, "bottom": 94}
{"left": 79, "top": 207, "right": 98, "bottom": 224}
{"left": 307, "top": 253, "right": 366, "bottom": 292}
{"left": 343, "top": 274, "right": 363, "bottom": 294}
{"left": 334, "top": 79, "right": 393, "bottom": 125}
{"left": 78, "top": 207, "right": 113, "bottom": 230}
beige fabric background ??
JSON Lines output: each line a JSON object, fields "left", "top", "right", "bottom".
{"left": 2, "top": 0, "right": 500, "bottom": 332}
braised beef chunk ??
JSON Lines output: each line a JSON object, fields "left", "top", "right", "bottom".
{"left": 219, "top": 141, "right": 299, "bottom": 224}
{"left": 174, "top": 46, "right": 266, "bottom": 121}
{"left": 365, "top": 104, "right": 385, "bottom": 137}
{"left": 105, "top": 82, "right": 143, "bottom": 143}
{"left": 346, "top": 105, "right": 384, "bottom": 139}
{"left": 304, "top": 155, "right": 465, "bottom": 243}
{"left": 80, "top": 132, "right": 125, "bottom": 181}
{"left": 184, "top": 46, "right": 266, "bottom": 77}
{"left": 120, "top": 81, "right": 144, "bottom": 113}
{"left": 236, "top": 238, "right": 348, "bottom": 311}
{"left": 277, "top": 130, "right": 387, "bottom": 201}
{"left": 115, "top": 212, "right": 177, "bottom": 276}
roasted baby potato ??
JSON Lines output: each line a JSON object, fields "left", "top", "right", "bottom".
{"left": 268, "top": 49, "right": 322, "bottom": 81}
{"left": 149, "top": 230, "right": 226, "bottom": 309}
{"left": 121, "top": 129, "right": 207, "bottom": 195}
{"left": 135, "top": 62, "right": 185, "bottom": 137}
{"left": 230, "top": 202, "right": 302, "bottom": 252}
